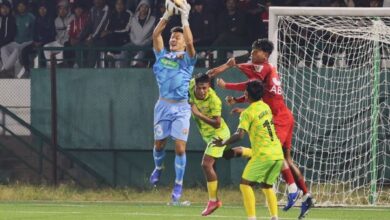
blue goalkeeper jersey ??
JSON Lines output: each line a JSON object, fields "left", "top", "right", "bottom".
{"left": 153, "top": 48, "right": 197, "bottom": 101}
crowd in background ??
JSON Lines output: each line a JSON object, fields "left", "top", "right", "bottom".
{"left": 0, "top": 0, "right": 388, "bottom": 78}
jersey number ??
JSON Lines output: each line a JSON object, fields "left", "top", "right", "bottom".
{"left": 263, "top": 120, "right": 274, "bottom": 141}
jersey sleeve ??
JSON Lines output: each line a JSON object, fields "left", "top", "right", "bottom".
{"left": 225, "top": 81, "right": 248, "bottom": 91}
{"left": 235, "top": 95, "right": 247, "bottom": 103}
{"left": 238, "top": 110, "right": 251, "bottom": 132}
{"left": 153, "top": 48, "right": 166, "bottom": 59}
{"left": 185, "top": 52, "right": 197, "bottom": 66}
{"left": 238, "top": 63, "right": 257, "bottom": 78}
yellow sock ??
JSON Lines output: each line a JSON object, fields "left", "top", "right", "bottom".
{"left": 241, "top": 147, "right": 252, "bottom": 158}
{"left": 207, "top": 181, "right": 218, "bottom": 201}
{"left": 262, "top": 188, "right": 278, "bottom": 218}
{"left": 240, "top": 184, "right": 256, "bottom": 218}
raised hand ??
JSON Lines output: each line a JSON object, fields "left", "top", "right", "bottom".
{"left": 226, "top": 57, "right": 236, "bottom": 67}
{"left": 225, "top": 96, "right": 237, "bottom": 106}
{"left": 216, "top": 78, "right": 226, "bottom": 89}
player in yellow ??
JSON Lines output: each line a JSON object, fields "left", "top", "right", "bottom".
{"left": 190, "top": 73, "right": 251, "bottom": 216}
{"left": 213, "top": 80, "right": 284, "bottom": 220}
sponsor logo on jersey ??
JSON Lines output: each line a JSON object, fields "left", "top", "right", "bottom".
{"left": 253, "top": 64, "right": 263, "bottom": 72}
{"left": 272, "top": 77, "right": 282, "bottom": 86}
{"left": 160, "top": 58, "right": 179, "bottom": 69}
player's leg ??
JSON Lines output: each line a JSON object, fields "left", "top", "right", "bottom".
{"left": 260, "top": 160, "right": 284, "bottom": 220}
{"left": 281, "top": 159, "right": 300, "bottom": 211}
{"left": 170, "top": 102, "right": 191, "bottom": 202}
{"left": 171, "top": 139, "right": 187, "bottom": 202}
{"left": 284, "top": 148, "right": 313, "bottom": 219}
{"left": 150, "top": 128, "right": 169, "bottom": 185}
{"left": 240, "top": 159, "right": 260, "bottom": 220}
{"left": 201, "top": 143, "right": 224, "bottom": 216}
{"left": 273, "top": 118, "right": 300, "bottom": 210}
{"left": 222, "top": 146, "right": 252, "bottom": 159}
{"left": 240, "top": 178, "right": 257, "bottom": 220}
{"left": 150, "top": 100, "right": 172, "bottom": 185}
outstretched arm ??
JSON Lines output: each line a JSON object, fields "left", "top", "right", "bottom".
{"left": 213, "top": 128, "right": 246, "bottom": 147}
{"left": 153, "top": 11, "right": 172, "bottom": 53}
{"left": 217, "top": 79, "right": 247, "bottom": 92}
{"left": 191, "top": 104, "right": 221, "bottom": 129}
{"left": 181, "top": 3, "right": 195, "bottom": 57}
{"left": 207, "top": 58, "right": 236, "bottom": 79}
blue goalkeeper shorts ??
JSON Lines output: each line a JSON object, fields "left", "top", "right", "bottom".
{"left": 153, "top": 99, "right": 191, "bottom": 142}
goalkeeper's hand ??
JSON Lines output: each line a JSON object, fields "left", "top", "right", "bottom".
{"left": 180, "top": 1, "right": 191, "bottom": 26}
{"left": 161, "top": 7, "right": 173, "bottom": 21}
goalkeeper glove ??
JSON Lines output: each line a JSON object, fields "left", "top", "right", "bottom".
{"left": 180, "top": 2, "right": 191, "bottom": 26}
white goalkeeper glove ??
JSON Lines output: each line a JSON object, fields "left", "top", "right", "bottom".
{"left": 180, "top": 2, "right": 191, "bottom": 26}
{"left": 162, "top": 8, "right": 173, "bottom": 21}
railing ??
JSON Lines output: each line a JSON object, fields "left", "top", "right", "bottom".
{"left": 35, "top": 46, "right": 252, "bottom": 69}
{"left": 0, "top": 105, "right": 112, "bottom": 187}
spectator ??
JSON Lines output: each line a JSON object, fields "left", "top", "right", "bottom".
{"left": 212, "top": 0, "right": 247, "bottom": 47}
{"left": 123, "top": 0, "right": 155, "bottom": 67}
{"left": 33, "top": 2, "right": 56, "bottom": 67}
{"left": 43, "top": 0, "right": 74, "bottom": 66}
{"left": 126, "top": 0, "right": 140, "bottom": 13}
{"left": 0, "top": 0, "right": 35, "bottom": 77}
{"left": 244, "top": 0, "right": 267, "bottom": 43}
{"left": 189, "top": 0, "right": 216, "bottom": 47}
{"left": 105, "top": 0, "right": 132, "bottom": 63}
{"left": 0, "top": 1, "right": 16, "bottom": 76}
{"left": 79, "top": 0, "right": 110, "bottom": 67}
{"left": 212, "top": 0, "right": 247, "bottom": 64}
{"left": 68, "top": 2, "right": 88, "bottom": 67}
{"left": 260, "top": 0, "right": 271, "bottom": 32}
{"left": 0, "top": 1, "right": 16, "bottom": 49}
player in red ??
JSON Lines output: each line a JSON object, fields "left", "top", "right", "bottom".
{"left": 208, "top": 39, "right": 313, "bottom": 219}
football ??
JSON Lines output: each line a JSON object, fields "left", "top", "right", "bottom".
{"left": 165, "top": 0, "right": 185, "bottom": 15}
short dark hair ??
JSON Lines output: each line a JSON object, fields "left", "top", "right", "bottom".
{"left": 252, "top": 39, "right": 274, "bottom": 55}
{"left": 246, "top": 80, "right": 264, "bottom": 101}
{"left": 171, "top": 26, "right": 184, "bottom": 34}
{"left": 194, "top": 73, "right": 210, "bottom": 84}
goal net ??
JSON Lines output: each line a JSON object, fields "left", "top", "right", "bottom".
{"left": 269, "top": 7, "right": 390, "bottom": 206}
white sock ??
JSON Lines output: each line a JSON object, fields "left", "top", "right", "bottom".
{"left": 288, "top": 183, "right": 298, "bottom": 194}
{"left": 302, "top": 193, "right": 311, "bottom": 201}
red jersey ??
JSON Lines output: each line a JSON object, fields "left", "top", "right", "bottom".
{"left": 225, "top": 62, "right": 291, "bottom": 116}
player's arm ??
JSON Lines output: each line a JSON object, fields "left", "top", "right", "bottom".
{"left": 191, "top": 104, "right": 221, "bottom": 129}
{"left": 207, "top": 58, "right": 236, "bottom": 79}
{"left": 213, "top": 128, "right": 246, "bottom": 147}
{"left": 153, "top": 10, "right": 172, "bottom": 52}
{"left": 217, "top": 79, "right": 247, "bottom": 91}
{"left": 181, "top": 3, "right": 196, "bottom": 58}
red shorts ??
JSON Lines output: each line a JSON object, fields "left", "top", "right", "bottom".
{"left": 273, "top": 110, "right": 294, "bottom": 150}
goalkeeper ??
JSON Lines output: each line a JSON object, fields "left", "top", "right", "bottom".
{"left": 208, "top": 39, "right": 313, "bottom": 219}
{"left": 189, "top": 73, "right": 252, "bottom": 216}
{"left": 149, "top": 0, "right": 196, "bottom": 204}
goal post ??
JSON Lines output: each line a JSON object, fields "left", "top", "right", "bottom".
{"left": 269, "top": 7, "right": 390, "bottom": 206}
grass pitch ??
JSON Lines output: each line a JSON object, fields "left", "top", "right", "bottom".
{"left": 0, "top": 185, "right": 389, "bottom": 220}
{"left": 0, "top": 201, "right": 390, "bottom": 220}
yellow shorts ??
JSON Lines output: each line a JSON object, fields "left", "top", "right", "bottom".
{"left": 204, "top": 142, "right": 227, "bottom": 158}
{"left": 242, "top": 159, "right": 283, "bottom": 185}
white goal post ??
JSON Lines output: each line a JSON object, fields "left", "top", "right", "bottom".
{"left": 269, "top": 7, "right": 390, "bottom": 206}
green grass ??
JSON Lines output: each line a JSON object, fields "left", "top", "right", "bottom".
{"left": 0, "top": 201, "right": 389, "bottom": 220}
{"left": 0, "top": 184, "right": 389, "bottom": 219}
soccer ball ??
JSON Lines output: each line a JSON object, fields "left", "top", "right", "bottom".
{"left": 165, "top": 0, "right": 185, "bottom": 15}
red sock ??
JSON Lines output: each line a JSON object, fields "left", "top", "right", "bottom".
{"left": 281, "top": 168, "right": 295, "bottom": 185}
{"left": 296, "top": 178, "right": 308, "bottom": 194}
